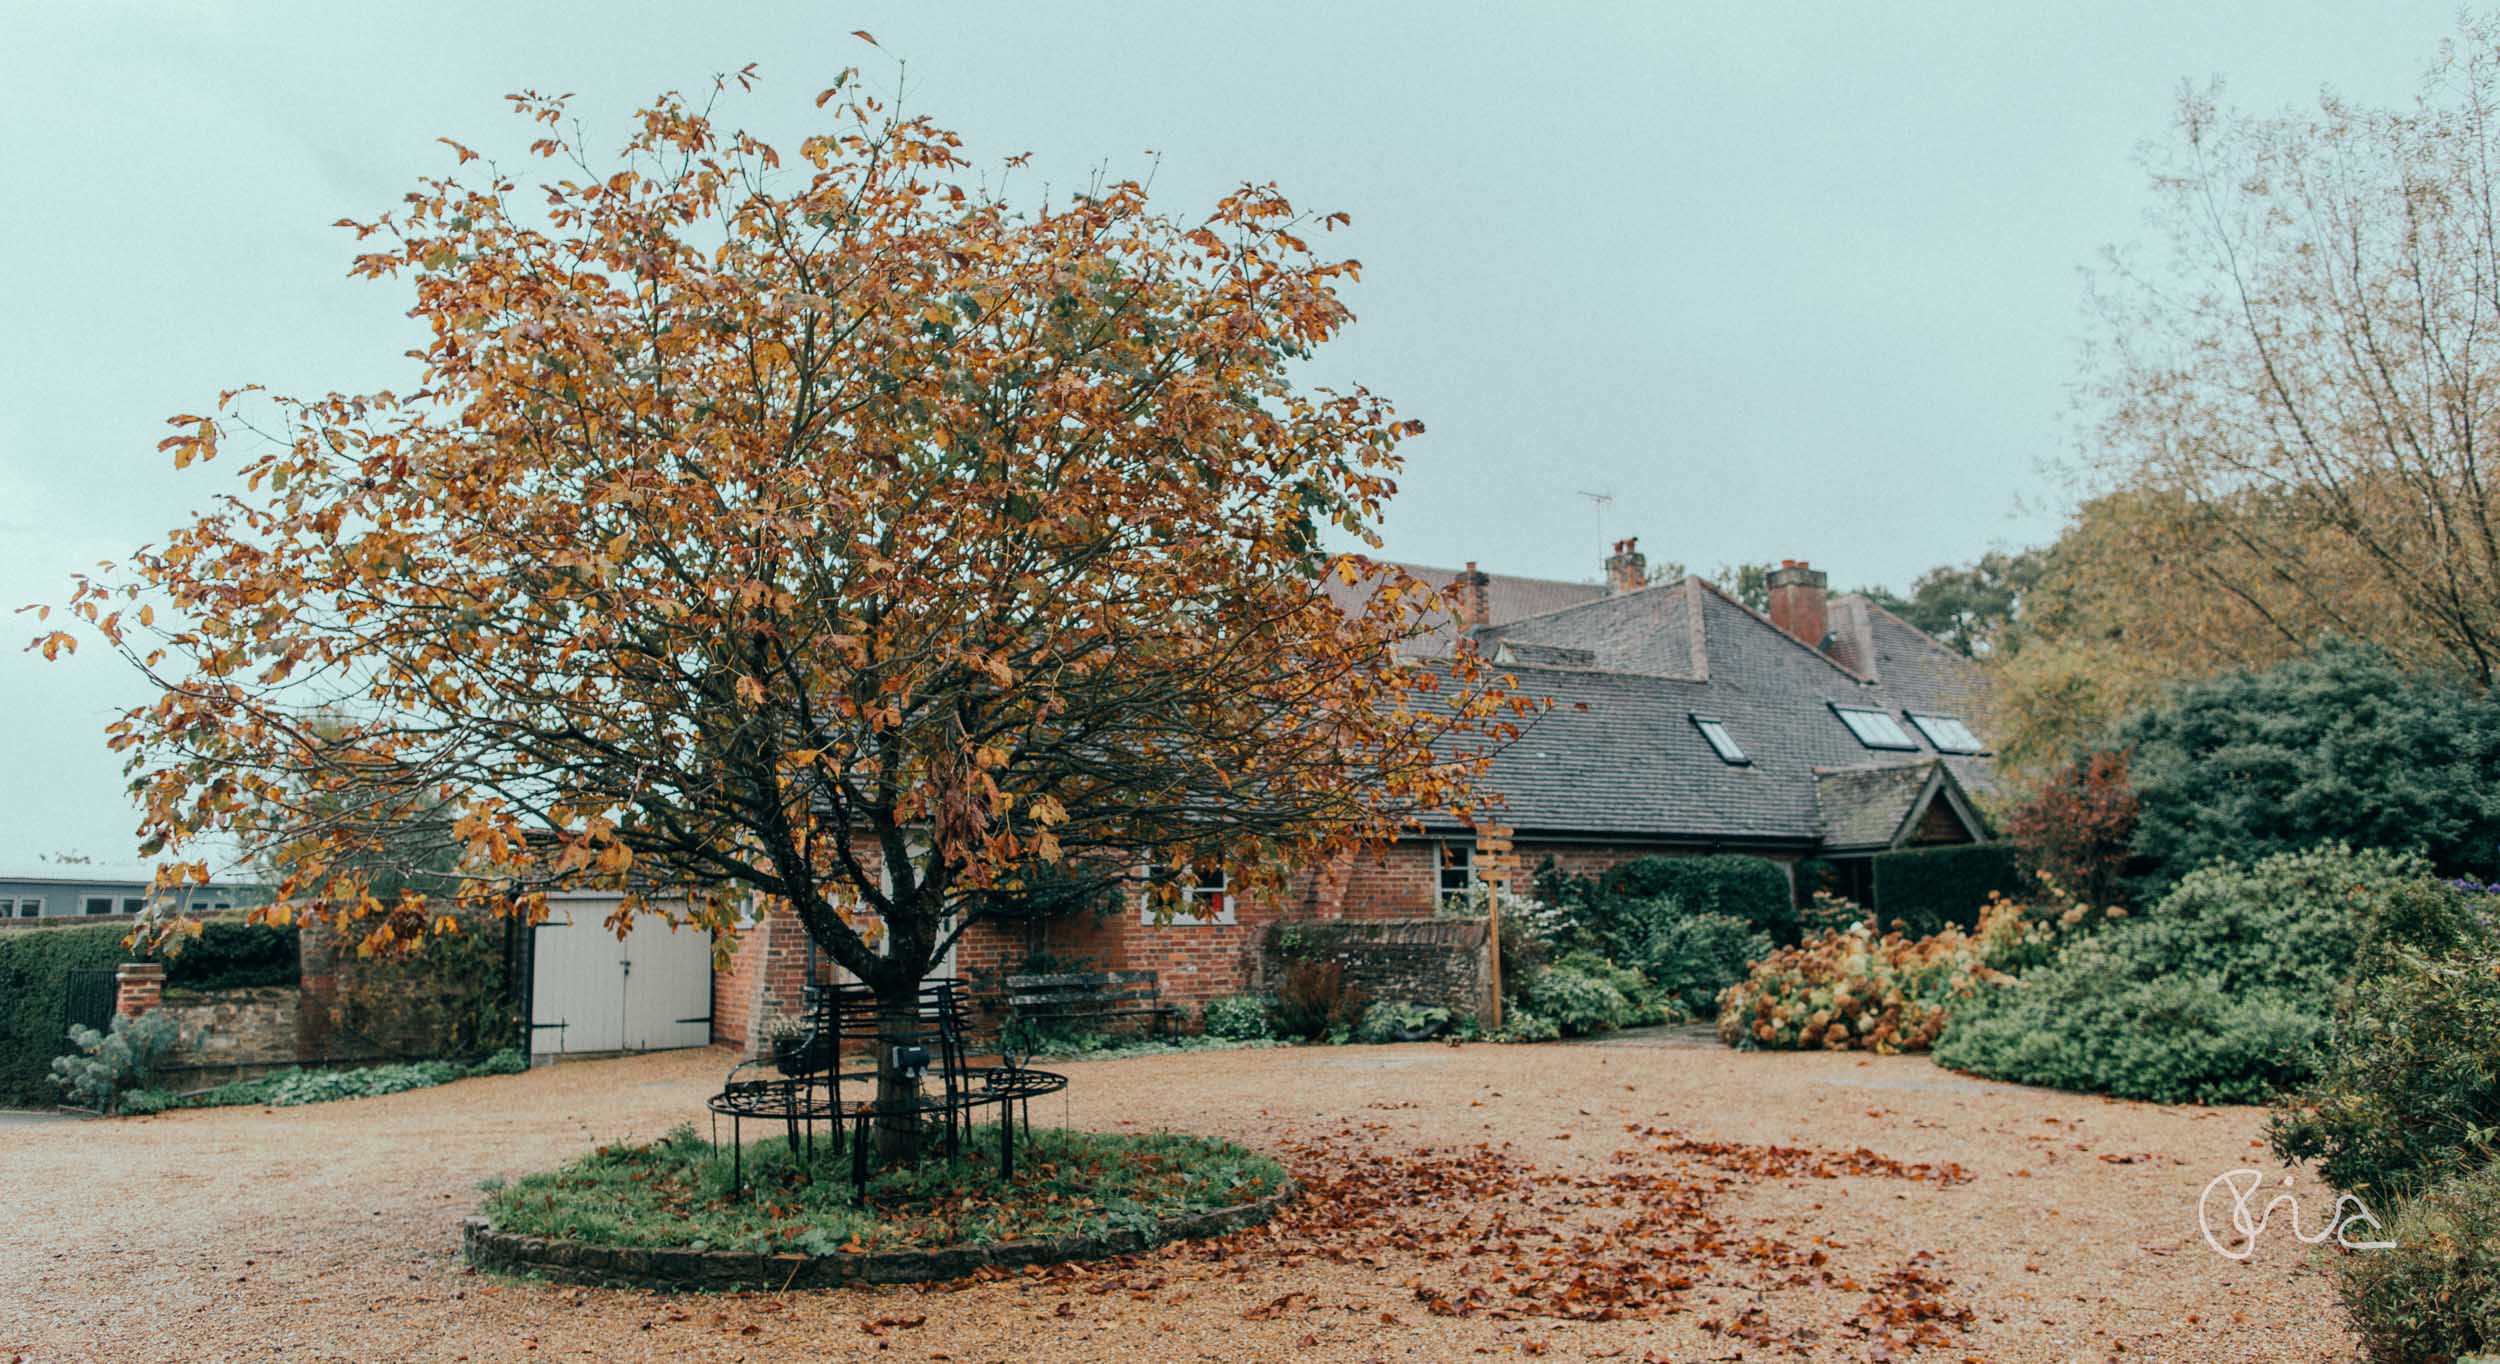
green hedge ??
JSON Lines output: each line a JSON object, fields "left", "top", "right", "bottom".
{"left": 1598, "top": 856, "right": 1795, "bottom": 943}
{"left": 163, "top": 920, "right": 298, "bottom": 992}
{"left": 1871, "top": 844, "right": 2019, "bottom": 936}
{"left": 0, "top": 925, "right": 133, "bottom": 1107}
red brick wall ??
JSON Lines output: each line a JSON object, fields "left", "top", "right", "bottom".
{"left": 711, "top": 848, "right": 886, "bottom": 1055}
{"left": 710, "top": 905, "right": 817, "bottom": 1057}
{"left": 714, "top": 837, "right": 1806, "bottom": 1040}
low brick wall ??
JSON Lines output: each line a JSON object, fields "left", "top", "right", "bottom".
{"left": 461, "top": 1181, "right": 1296, "bottom": 1290}
{"left": 158, "top": 986, "right": 300, "bottom": 1082}
{"left": 1257, "top": 917, "right": 1494, "bottom": 1022}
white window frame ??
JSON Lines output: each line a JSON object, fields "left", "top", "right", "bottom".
{"left": 83, "top": 896, "right": 116, "bottom": 916}
{"left": 15, "top": 896, "right": 39, "bottom": 918}
{"left": 1690, "top": 713, "right": 1750, "bottom": 765}
{"left": 1906, "top": 712, "right": 1985, "bottom": 754}
{"left": 1146, "top": 863, "right": 1236, "bottom": 926}
{"left": 1438, "top": 842, "right": 1476, "bottom": 903}
{"left": 120, "top": 896, "right": 146, "bottom": 915}
{"left": 1831, "top": 704, "right": 1919, "bottom": 751}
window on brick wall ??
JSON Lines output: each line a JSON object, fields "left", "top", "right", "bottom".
{"left": 1146, "top": 863, "right": 1235, "bottom": 926}
{"left": 1438, "top": 843, "right": 1475, "bottom": 905}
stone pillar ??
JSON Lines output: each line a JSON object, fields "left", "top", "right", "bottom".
{"left": 115, "top": 961, "right": 165, "bottom": 1019}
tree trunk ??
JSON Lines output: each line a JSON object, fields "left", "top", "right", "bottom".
{"left": 870, "top": 976, "right": 927, "bottom": 1164}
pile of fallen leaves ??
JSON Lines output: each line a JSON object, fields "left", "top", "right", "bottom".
{"left": 947, "top": 1120, "right": 1980, "bottom": 1357}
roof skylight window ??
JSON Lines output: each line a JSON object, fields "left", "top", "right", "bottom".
{"left": 1690, "top": 713, "right": 1749, "bottom": 765}
{"left": 1831, "top": 704, "right": 1918, "bottom": 750}
{"left": 1907, "top": 713, "right": 1985, "bottom": 754}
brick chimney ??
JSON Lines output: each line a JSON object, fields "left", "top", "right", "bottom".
{"left": 1765, "top": 559, "right": 1829, "bottom": 650}
{"left": 1603, "top": 537, "right": 1648, "bottom": 594}
{"left": 1453, "top": 562, "right": 1492, "bottom": 627}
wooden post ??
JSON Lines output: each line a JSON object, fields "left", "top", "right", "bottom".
{"left": 1475, "top": 825, "right": 1515, "bottom": 1030}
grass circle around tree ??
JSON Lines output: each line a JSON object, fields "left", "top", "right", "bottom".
{"left": 467, "top": 1126, "right": 1292, "bottom": 1289}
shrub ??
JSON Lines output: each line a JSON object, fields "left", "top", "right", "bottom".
{"left": 1491, "top": 1007, "right": 1560, "bottom": 1043}
{"left": 1523, "top": 951, "right": 1651, "bottom": 1037}
{"left": 1597, "top": 855, "right": 1795, "bottom": 944}
{"left": 1273, "top": 959, "right": 1366, "bottom": 1041}
{"left": 0, "top": 922, "right": 130, "bottom": 1106}
{"left": 1354, "top": 1000, "right": 1454, "bottom": 1043}
{"left": 2005, "top": 748, "right": 2141, "bottom": 908}
{"left": 1797, "top": 890, "right": 1865, "bottom": 937}
{"left": 2122, "top": 640, "right": 2500, "bottom": 897}
{"left": 2330, "top": 1156, "right": 2500, "bottom": 1364}
{"left": 1638, "top": 913, "right": 1771, "bottom": 1020}
{"left": 1933, "top": 845, "right": 2452, "bottom": 1104}
{"left": 1870, "top": 843, "right": 2021, "bottom": 936}
{"left": 2270, "top": 942, "right": 2500, "bottom": 1205}
{"left": 325, "top": 921, "right": 518, "bottom": 1060}
{"left": 1200, "top": 994, "right": 1275, "bottom": 1042}
{"left": 1446, "top": 883, "right": 1561, "bottom": 1006}
{"left": 160, "top": 919, "right": 298, "bottom": 991}
{"left": 1716, "top": 912, "right": 2013, "bottom": 1054}
{"left": 49, "top": 1012, "right": 182, "bottom": 1114}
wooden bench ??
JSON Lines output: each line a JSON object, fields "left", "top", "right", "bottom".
{"left": 1004, "top": 969, "right": 1180, "bottom": 1040}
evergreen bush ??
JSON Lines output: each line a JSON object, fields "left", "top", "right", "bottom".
{"left": 1200, "top": 994, "right": 1275, "bottom": 1041}
{"left": 1638, "top": 913, "right": 1770, "bottom": 1020}
{"left": 161, "top": 919, "right": 298, "bottom": 991}
{"left": 1933, "top": 846, "right": 2449, "bottom": 1103}
{"left": 2330, "top": 1156, "right": 2500, "bottom": 1364}
{"left": 2122, "top": 640, "right": 2500, "bottom": 896}
{"left": 1597, "top": 855, "right": 1795, "bottom": 944}
{"left": 1870, "top": 843, "right": 2020, "bottom": 936}
{"left": 0, "top": 923, "right": 130, "bottom": 1106}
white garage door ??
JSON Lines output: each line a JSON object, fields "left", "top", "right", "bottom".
{"left": 530, "top": 896, "right": 714, "bottom": 1057}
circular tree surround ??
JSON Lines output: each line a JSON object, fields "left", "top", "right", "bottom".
{"left": 461, "top": 1183, "right": 1296, "bottom": 1290}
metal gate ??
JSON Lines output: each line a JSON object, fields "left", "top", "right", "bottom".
{"left": 528, "top": 897, "right": 713, "bottom": 1058}
{"left": 64, "top": 968, "right": 119, "bottom": 1035}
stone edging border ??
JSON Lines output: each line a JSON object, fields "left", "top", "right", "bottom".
{"left": 460, "top": 1178, "right": 1298, "bottom": 1290}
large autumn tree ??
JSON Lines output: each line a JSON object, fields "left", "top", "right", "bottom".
{"left": 29, "top": 70, "right": 1525, "bottom": 1144}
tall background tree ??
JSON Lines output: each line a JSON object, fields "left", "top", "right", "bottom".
{"left": 1952, "top": 19, "right": 2500, "bottom": 782}
{"left": 27, "top": 68, "right": 1525, "bottom": 1152}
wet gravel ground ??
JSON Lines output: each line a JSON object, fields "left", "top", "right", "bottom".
{"left": 0, "top": 1041, "right": 2352, "bottom": 1362}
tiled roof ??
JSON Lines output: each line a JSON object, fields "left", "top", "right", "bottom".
{"left": 1318, "top": 561, "right": 1604, "bottom": 657}
{"left": 1492, "top": 640, "right": 1598, "bottom": 669}
{"left": 1395, "top": 578, "right": 1996, "bottom": 848}
{"left": 1477, "top": 581, "right": 1702, "bottom": 678}
{"left": 1826, "top": 595, "right": 1989, "bottom": 715}
{"left": 1814, "top": 762, "right": 1942, "bottom": 851}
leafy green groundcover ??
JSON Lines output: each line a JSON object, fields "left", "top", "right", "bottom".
{"left": 480, "top": 1125, "right": 1287, "bottom": 1256}
{"left": 125, "top": 1048, "right": 526, "bottom": 1114}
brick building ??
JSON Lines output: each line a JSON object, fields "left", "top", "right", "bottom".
{"left": 712, "top": 539, "right": 1997, "bottom": 1051}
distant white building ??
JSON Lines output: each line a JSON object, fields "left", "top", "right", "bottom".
{"left": 0, "top": 861, "right": 269, "bottom": 922}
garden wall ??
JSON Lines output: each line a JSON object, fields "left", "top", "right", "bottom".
{"left": 1256, "top": 917, "right": 1495, "bottom": 1022}
{"left": 157, "top": 985, "right": 300, "bottom": 1086}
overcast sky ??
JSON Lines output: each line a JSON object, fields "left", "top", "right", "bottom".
{"left": 0, "top": 1, "right": 2468, "bottom": 862}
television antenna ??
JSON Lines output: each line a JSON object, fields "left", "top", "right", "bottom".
{"left": 1577, "top": 488, "right": 1615, "bottom": 546}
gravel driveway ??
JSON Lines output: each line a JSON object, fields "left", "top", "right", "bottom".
{"left": 0, "top": 1041, "right": 2351, "bottom": 1362}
